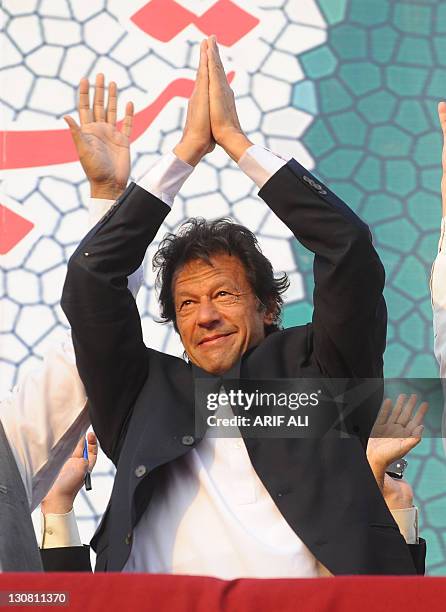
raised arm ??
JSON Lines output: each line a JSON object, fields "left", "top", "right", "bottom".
{"left": 62, "top": 75, "right": 148, "bottom": 461}
{"left": 206, "top": 36, "right": 385, "bottom": 379}
{"left": 62, "top": 47, "right": 214, "bottom": 461}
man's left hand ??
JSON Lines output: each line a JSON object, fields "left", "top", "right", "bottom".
{"left": 207, "top": 35, "right": 252, "bottom": 161}
{"left": 174, "top": 40, "right": 215, "bottom": 166}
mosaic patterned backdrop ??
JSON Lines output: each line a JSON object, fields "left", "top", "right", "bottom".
{"left": 0, "top": 0, "right": 445, "bottom": 573}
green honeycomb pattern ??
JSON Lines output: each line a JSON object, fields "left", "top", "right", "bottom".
{"left": 284, "top": 0, "right": 446, "bottom": 574}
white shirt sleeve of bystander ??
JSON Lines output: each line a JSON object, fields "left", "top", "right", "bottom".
{"left": 40, "top": 508, "right": 82, "bottom": 548}
{"left": 0, "top": 333, "right": 89, "bottom": 512}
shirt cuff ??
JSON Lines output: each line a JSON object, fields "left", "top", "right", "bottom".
{"left": 238, "top": 144, "right": 290, "bottom": 189}
{"left": 136, "top": 151, "right": 194, "bottom": 207}
{"left": 391, "top": 506, "right": 418, "bottom": 545}
{"left": 88, "top": 198, "right": 115, "bottom": 229}
{"left": 40, "top": 509, "right": 82, "bottom": 549}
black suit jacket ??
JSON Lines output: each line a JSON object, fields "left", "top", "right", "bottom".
{"left": 62, "top": 159, "right": 425, "bottom": 574}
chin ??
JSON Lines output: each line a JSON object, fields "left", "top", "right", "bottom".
{"left": 198, "top": 354, "right": 237, "bottom": 376}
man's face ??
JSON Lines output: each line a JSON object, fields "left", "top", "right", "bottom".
{"left": 173, "top": 253, "right": 274, "bottom": 375}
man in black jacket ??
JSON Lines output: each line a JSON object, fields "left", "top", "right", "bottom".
{"left": 62, "top": 36, "right": 425, "bottom": 575}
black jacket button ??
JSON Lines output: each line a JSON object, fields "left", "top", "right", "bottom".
{"left": 125, "top": 532, "right": 132, "bottom": 545}
{"left": 182, "top": 435, "right": 195, "bottom": 446}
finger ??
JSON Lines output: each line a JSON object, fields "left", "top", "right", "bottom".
{"left": 410, "top": 425, "right": 424, "bottom": 439}
{"left": 86, "top": 432, "right": 98, "bottom": 472}
{"left": 375, "top": 398, "right": 393, "bottom": 426}
{"left": 87, "top": 431, "right": 98, "bottom": 455}
{"left": 71, "top": 435, "right": 86, "bottom": 459}
{"left": 399, "top": 433, "right": 422, "bottom": 456}
{"left": 388, "top": 394, "right": 406, "bottom": 423}
{"left": 64, "top": 115, "right": 82, "bottom": 147}
{"left": 78, "top": 78, "right": 92, "bottom": 125}
{"left": 194, "top": 41, "right": 210, "bottom": 102}
{"left": 438, "top": 101, "right": 446, "bottom": 135}
{"left": 93, "top": 73, "right": 106, "bottom": 122}
{"left": 207, "top": 35, "right": 226, "bottom": 81}
{"left": 106, "top": 81, "right": 117, "bottom": 125}
{"left": 410, "top": 402, "right": 429, "bottom": 429}
{"left": 396, "top": 394, "right": 418, "bottom": 426}
{"left": 196, "top": 40, "right": 209, "bottom": 86}
{"left": 209, "top": 35, "right": 223, "bottom": 69}
{"left": 121, "top": 101, "right": 134, "bottom": 138}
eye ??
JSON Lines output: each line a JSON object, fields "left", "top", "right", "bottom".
{"left": 179, "top": 299, "right": 194, "bottom": 311}
{"left": 214, "top": 291, "right": 238, "bottom": 305}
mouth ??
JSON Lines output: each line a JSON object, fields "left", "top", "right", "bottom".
{"left": 198, "top": 332, "right": 235, "bottom": 347}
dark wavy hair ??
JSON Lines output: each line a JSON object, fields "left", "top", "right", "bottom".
{"left": 153, "top": 217, "right": 290, "bottom": 335}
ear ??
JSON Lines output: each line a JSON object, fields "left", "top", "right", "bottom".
{"left": 262, "top": 304, "right": 277, "bottom": 326}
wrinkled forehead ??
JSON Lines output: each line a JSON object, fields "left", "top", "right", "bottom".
{"left": 173, "top": 253, "right": 250, "bottom": 295}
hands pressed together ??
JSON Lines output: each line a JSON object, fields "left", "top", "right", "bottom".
{"left": 174, "top": 36, "right": 251, "bottom": 165}
{"left": 65, "top": 36, "right": 251, "bottom": 200}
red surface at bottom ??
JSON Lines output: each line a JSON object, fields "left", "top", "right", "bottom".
{"left": 0, "top": 574, "right": 445, "bottom": 612}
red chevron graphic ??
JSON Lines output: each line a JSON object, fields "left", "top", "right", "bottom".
{"left": 0, "top": 203, "right": 34, "bottom": 255}
{"left": 131, "top": 0, "right": 259, "bottom": 46}
{"left": 0, "top": 73, "right": 234, "bottom": 171}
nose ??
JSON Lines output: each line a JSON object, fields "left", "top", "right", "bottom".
{"left": 196, "top": 297, "right": 222, "bottom": 328}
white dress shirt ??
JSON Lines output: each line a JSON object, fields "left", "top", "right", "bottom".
{"left": 124, "top": 388, "right": 321, "bottom": 578}
{"left": 23, "top": 147, "right": 416, "bottom": 554}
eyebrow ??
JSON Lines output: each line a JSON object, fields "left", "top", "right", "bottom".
{"left": 175, "top": 279, "right": 242, "bottom": 300}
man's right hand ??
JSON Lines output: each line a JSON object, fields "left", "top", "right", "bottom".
{"left": 64, "top": 74, "right": 134, "bottom": 200}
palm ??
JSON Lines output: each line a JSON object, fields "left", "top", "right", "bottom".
{"left": 45, "top": 433, "right": 98, "bottom": 501}
{"left": 50, "top": 456, "right": 92, "bottom": 498}
{"left": 368, "top": 395, "right": 428, "bottom": 468}
{"left": 367, "top": 435, "right": 417, "bottom": 469}
{"left": 64, "top": 74, "right": 134, "bottom": 194}
{"left": 77, "top": 123, "right": 130, "bottom": 189}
